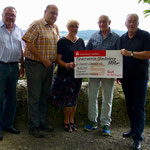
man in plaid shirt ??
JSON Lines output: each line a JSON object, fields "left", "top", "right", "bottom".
{"left": 22, "top": 4, "right": 59, "bottom": 138}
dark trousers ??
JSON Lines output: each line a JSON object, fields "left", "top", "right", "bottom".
{"left": 25, "top": 59, "right": 53, "bottom": 129}
{"left": 0, "top": 63, "right": 19, "bottom": 131}
{"left": 121, "top": 79, "right": 148, "bottom": 141}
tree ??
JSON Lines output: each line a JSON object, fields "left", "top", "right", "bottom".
{"left": 139, "top": 0, "right": 150, "bottom": 17}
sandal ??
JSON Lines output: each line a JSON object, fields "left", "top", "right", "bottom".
{"left": 64, "top": 124, "right": 72, "bottom": 132}
{"left": 70, "top": 123, "right": 77, "bottom": 131}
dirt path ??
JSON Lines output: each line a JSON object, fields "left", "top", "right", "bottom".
{"left": 0, "top": 124, "right": 150, "bottom": 150}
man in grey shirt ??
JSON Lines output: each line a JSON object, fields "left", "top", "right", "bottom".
{"left": 84, "top": 15, "right": 120, "bottom": 136}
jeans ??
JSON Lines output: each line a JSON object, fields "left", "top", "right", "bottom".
{"left": 88, "top": 78, "right": 114, "bottom": 126}
{"left": 121, "top": 79, "right": 148, "bottom": 141}
{"left": 25, "top": 59, "right": 53, "bottom": 129}
{"left": 0, "top": 63, "right": 19, "bottom": 131}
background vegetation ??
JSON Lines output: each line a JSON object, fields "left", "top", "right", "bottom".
{"left": 16, "top": 81, "right": 150, "bottom": 127}
{"left": 139, "top": 0, "right": 150, "bottom": 17}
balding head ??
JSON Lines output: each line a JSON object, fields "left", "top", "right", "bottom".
{"left": 46, "top": 4, "right": 58, "bottom": 12}
{"left": 98, "top": 15, "right": 111, "bottom": 32}
{"left": 44, "top": 4, "right": 58, "bottom": 25}
{"left": 98, "top": 15, "right": 110, "bottom": 22}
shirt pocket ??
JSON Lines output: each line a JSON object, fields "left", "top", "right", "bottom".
{"left": 0, "top": 40, "right": 5, "bottom": 51}
{"left": 92, "top": 40, "right": 102, "bottom": 50}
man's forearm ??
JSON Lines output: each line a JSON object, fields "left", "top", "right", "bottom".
{"left": 26, "top": 42, "right": 53, "bottom": 68}
{"left": 26, "top": 42, "right": 45, "bottom": 62}
{"left": 133, "top": 51, "right": 150, "bottom": 59}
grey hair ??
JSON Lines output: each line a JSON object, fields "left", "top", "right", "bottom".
{"left": 3, "top": 6, "right": 17, "bottom": 14}
{"left": 126, "top": 13, "right": 139, "bottom": 23}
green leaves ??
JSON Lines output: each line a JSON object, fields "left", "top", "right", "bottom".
{"left": 138, "top": 0, "right": 150, "bottom": 3}
{"left": 138, "top": 0, "right": 150, "bottom": 17}
{"left": 143, "top": 9, "right": 150, "bottom": 17}
{"left": 138, "top": 0, "right": 142, "bottom": 3}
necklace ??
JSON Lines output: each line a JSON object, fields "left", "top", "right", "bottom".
{"left": 66, "top": 35, "right": 79, "bottom": 43}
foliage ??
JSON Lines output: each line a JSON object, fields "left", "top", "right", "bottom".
{"left": 139, "top": 0, "right": 150, "bottom": 3}
{"left": 16, "top": 81, "right": 150, "bottom": 126}
{"left": 60, "top": 29, "right": 125, "bottom": 42}
{"left": 139, "top": 0, "right": 150, "bottom": 17}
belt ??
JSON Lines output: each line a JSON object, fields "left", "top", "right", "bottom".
{"left": 0, "top": 61, "right": 18, "bottom": 64}
{"left": 25, "top": 58, "right": 42, "bottom": 64}
{"left": 25, "top": 58, "right": 55, "bottom": 64}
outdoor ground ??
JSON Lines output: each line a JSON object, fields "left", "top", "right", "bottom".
{"left": 1, "top": 81, "right": 150, "bottom": 150}
{"left": 0, "top": 125, "right": 150, "bottom": 150}
{"left": 0, "top": 124, "right": 150, "bottom": 150}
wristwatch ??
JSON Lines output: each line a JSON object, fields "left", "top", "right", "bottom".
{"left": 131, "top": 51, "right": 134, "bottom": 57}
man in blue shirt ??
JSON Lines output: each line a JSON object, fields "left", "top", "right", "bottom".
{"left": 0, "top": 6, "right": 24, "bottom": 141}
{"left": 120, "top": 14, "right": 150, "bottom": 150}
{"left": 84, "top": 15, "right": 120, "bottom": 135}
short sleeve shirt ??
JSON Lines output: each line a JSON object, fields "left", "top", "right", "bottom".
{"left": 86, "top": 29, "right": 120, "bottom": 50}
{"left": 57, "top": 37, "right": 85, "bottom": 75}
{"left": 0, "top": 20, "right": 23, "bottom": 62}
{"left": 121, "top": 29, "right": 150, "bottom": 79}
{"left": 22, "top": 18, "right": 59, "bottom": 62}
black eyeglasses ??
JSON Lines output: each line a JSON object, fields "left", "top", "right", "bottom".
{"left": 3, "top": 13, "right": 16, "bottom": 18}
{"left": 69, "top": 25, "right": 79, "bottom": 29}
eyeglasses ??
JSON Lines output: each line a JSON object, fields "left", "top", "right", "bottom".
{"left": 46, "top": 10, "right": 58, "bottom": 16}
{"left": 69, "top": 25, "right": 79, "bottom": 29}
{"left": 50, "top": 11, "right": 58, "bottom": 16}
{"left": 127, "top": 20, "right": 138, "bottom": 24}
{"left": 3, "top": 13, "right": 16, "bottom": 18}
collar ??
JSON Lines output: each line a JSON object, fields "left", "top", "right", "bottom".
{"left": 41, "top": 18, "right": 48, "bottom": 26}
{"left": 99, "top": 27, "right": 112, "bottom": 37}
{"left": 0, "top": 20, "right": 5, "bottom": 27}
{"left": 99, "top": 27, "right": 112, "bottom": 35}
{"left": 0, "top": 20, "right": 16, "bottom": 29}
{"left": 42, "top": 18, "right": 54, "bottom": 28}
{"left": 125, "top": 28, "right": 140, "bottom": 39}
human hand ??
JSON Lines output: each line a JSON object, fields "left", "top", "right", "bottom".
{"left": 121, "top": 49, "right": 131, "bottom": 57}
{"left": 19, "top": 67, "right": 24, "bottom": 78}
{"left": 66, "top": 62, "right": 75, "bottom": 69}
{"left": 116, "top": 78, "right": 122, "bottom": 85}
{"left": 42, "top": 58, "right": 52, "bottom": 68}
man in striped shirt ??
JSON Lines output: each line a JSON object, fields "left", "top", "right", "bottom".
{"left": 0, "top": 6, "right": 24, "bottom": 141}
{"left": 22, "top": 4, "right": 59, "bottom": 138}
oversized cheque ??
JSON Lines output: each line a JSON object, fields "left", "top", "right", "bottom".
{"left": 74, "top": 50, "right": 122, "bottom": 78}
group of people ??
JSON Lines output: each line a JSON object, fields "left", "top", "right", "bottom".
{"left": 0, "top": 4, "right": 150, "bottom": 150}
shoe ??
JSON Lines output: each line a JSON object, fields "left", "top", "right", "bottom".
{"left": 101, "top": 125, "right": 111, "bottom": 136}
{"left": 39, "top": 125, "right": 54, "bottom": 132}
{"left": 29, "top": 127, "right": 45, "bottom": 138}
{"left": 132, "top": 140, "right": 142, "bottom": 150}
{"left": 64, "top": 124, "right": 72, "bottom": 132}
{"left": 122, "top": 130, "right": 135, "bottom": 137}
{"left": 0, "top": 132, "right": 3, "bottom": 141}
{"left": 70, "top": 123, "right": 77, "bottom": 131}
{"left": 4, "top": 128, "right": 20, "bottom": 134}
{"left": 83, "top": 122, "right": 98, "bottom": 131}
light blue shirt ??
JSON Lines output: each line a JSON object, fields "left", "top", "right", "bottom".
{"left": 0, "top": 20, "right": 24, "bottom": 63}
{"left": 86, "top": 29, "right": 120, "bottom": 50}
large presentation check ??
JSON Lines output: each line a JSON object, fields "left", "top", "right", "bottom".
{"left": 74, "top": 50, "right": 122, "bottom": 78}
